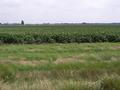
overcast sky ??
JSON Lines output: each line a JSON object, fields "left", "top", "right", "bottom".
{"left": 0, "top": 0, "right": 120, "bottom": 23}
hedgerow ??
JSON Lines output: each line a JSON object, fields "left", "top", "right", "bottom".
{"left": 0, "top": 33, "right": 119, "bottom": 44}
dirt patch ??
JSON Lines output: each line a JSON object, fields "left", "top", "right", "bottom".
{"left": 19, "top": 61, "right": 36, "bottom": 66}
{"left": 111, "top": 56, "right": 120, "bottom": 61}
{"left": 19, "top": 60, "right": 49, "bottom": 66}
{"left": 54, "top": 55, "right": 85, "bottom": 64}
{"left": 0, "top": 60, "right": 49, "bottom": 66}
{"left": 99, "top": 56, "right": 120, "bottom": 63}
{"left": 25, "top": 48, "right": 42, "bottom": 52}
{"left": 26, "top": 49, "right": 36, "bottom": 52}
{"left": 112, "top": 45, "right": 120, "bottom": 50}
{"left": 0, "top": 60, "right": 13, "bottom": 64}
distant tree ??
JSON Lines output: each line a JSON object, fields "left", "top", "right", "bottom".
{"left": 21, "top": 20, "right": 24, "bottom": 25}
{"left": 82, "top": 22, "right": 87, "bottom": 24}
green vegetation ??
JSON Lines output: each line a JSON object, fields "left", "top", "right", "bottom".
{"left": 0, "top": 25, "right": 120, "bottom": 44}
{"left": 0, "top": 43, "right": 120, "bottom": 90}
{"left": 0, "top": 24, "right": 120, "bottom": 89}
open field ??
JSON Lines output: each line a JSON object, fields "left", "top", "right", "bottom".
{"left": 0, "top": 43, "right": 120, "bottom": 90}
{"left": 0, "top": 25, "right": 120, "bottom": 43}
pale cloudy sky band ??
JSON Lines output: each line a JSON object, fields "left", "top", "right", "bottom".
{"left": 0, "top": 0, "right": 120, "bottom": 23}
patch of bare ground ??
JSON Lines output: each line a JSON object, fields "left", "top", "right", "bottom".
{"left": 99, "top": 57, "right": 120, "bottom": 63}
{"left": 54, "top": 55, "right": 85, "bottom": 64}
{"left": 84, "top": 47, "right": 91, "bottom": 50}
{"left": 100, "top": 56, "right": 120, "bottom": 63}
{"left": 0, "top": 60, "right": 49, "bottom": 66}
{"left": 110, "top": 56, "right": 120, "bottom": 61}
{"left": 112, "top": 45, "right": 120, "bottom": 50}
{"left": 0, "top": 81, "right": 11, "bottom": 90}
{"left": 25, "top": 48, "right": 42, "bottom": 52}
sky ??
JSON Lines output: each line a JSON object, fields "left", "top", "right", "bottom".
{"left": 0, "top": 0, "right": 120, "bottom": 24}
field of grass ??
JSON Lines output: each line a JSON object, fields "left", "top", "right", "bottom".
{"left": 0, "top": 25, "right": 120, "bottom": 90}
{"left": 0, "top": 43, "right": 120, "bottom": 90}
{"left": 0, "top": 25, "right": 120, "bottom": 43}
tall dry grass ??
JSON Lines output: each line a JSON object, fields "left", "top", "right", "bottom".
{"left": 0, "top": 74, "right": 120, "bottom": 90}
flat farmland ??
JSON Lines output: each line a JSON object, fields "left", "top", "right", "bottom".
{"left": 0, "top": 25, "right": 120, "bottom": 90}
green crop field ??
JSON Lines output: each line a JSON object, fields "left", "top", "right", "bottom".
{"left": 0, "top": 25, "right": 120, "bottom": 90}
{"left": 0, "top": 25, "right": 120, "bottom": 34}
{"left": 0, "top": 25, "right": 120, "bottom": 44}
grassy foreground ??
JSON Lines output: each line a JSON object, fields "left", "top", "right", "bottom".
{"left": 0, "top": 43, "right": 120, "bottom": 90}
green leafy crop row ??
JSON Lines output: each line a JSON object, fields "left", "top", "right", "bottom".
{"left": 0, "top": 33, "right": 119, "bottom": 44}
{"left": 0, "top": 25, "right": 120, "bottom": 44}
